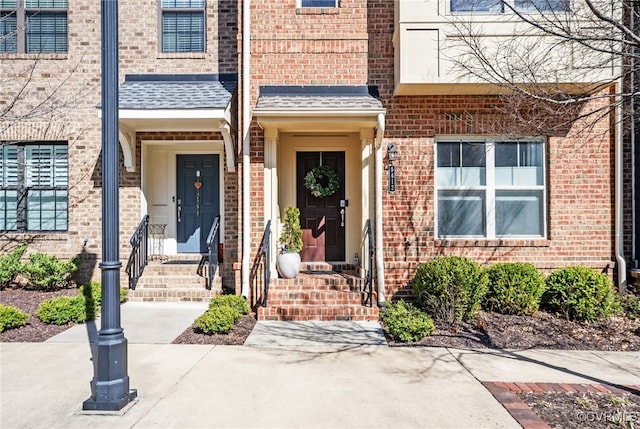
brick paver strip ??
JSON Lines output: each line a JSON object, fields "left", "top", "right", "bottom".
{"left": 482, "top": 382, "right": 640, "bottom": 429}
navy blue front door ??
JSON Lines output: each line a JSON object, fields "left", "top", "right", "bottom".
{"left": 176, "top": 154, "right": 219, "bottom": 253}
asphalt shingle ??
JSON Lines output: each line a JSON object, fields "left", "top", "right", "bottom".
{"left": 118, "top": 74, "right": 236, "bottom": 110}
{"left": 255, "top": 85, "right": 384, "bottom": 112}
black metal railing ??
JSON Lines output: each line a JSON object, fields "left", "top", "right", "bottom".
{"left": 126, "top": 215, "right": 149, "bottom": 290}
{"left": 363, "top": 219, "right": 375, "bottom": 307}
{"left": 205, "top": 215, "right": 221, "bottom": 290}
{"left": 250, "top": 220, "right": 271, "bottom": 309}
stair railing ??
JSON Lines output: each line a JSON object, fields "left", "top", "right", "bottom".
{"left": 126, "top": 215, "right": 149, "bottom": 290}
{"left": 364, "top": 219, "right": 375, "bottom": 307}
{"left": 250, "top": 220, "right": 271, "bottom": 308}
{"left": 206, "top": 215, "right": 221, "bottom": 290}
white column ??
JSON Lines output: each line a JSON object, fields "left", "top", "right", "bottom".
{"left": 264, "top": 128, "right": 279, "bottom": 278}
{"left": 360, "top": 129, "right": 374, "bottom": 278}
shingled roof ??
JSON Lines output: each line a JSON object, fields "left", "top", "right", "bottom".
{"left": 117, "top": 74, "right": 236, "bottom": 110}
{"left": 254, "top": 85, "right": 384, "bottom": 113}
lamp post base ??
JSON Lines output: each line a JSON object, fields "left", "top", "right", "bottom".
{"left": 82, "top": 333, "right": 137, "bottom": 411}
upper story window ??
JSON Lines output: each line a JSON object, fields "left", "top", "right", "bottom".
{"left": 435, "top": 138, "right": 546, "bottom": 239}
{"left": 0, "top": 0, "right": 68, "bottom": 54}
{"left": 161, "top": 0, "right": 205, "bottom": 53}
{"left": 0, "top": 143, "right": 68, "bottom": 232}
{"left": 450, "top": 0, "right": 568, "bottom": 13}
{"left": 300, "top": 0, "right": 339, "bottom": 7}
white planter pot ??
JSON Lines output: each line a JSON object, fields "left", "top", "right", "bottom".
{"left": 277, "top": 252, "right": 301, "bottom": 279}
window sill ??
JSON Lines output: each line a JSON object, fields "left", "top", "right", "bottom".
{"left": 0, "top": 232, "right": 69, "bottom": 241}
{"left": 157, "top": 52, "right": 206, "bottom": 59}
{"left": 295, "top": 7, "right": 340, "bottom": 15}
{"left": 0, "top": 53, "right": 68, "bottom": 60}
{"left": 435, "top": 239, "right": 550, "bottom": 248}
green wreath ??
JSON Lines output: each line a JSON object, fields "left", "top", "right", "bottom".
{"left": 304, "top": 165, "right": 340, "bottom": 198}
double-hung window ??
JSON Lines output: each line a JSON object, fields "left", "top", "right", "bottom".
{"left": 436, "top": 139, "right": 545, "bottom": 239}
{"left": 0, "top": 0, "right": 68, "bottom": 54}
{"left": 0, "top": 143, "right": 68, "bottom": 232}
{"left": 161, "top": 0, "right": 205, "bottom": 53}
{"left": 449, "top": 0, "right": 568, "bottom": 13}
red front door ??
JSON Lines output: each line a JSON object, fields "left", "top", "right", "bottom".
{"left": 296, "top": 151, "right": 346, "bottom": 262}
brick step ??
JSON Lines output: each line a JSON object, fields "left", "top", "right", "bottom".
{"left": 270, "top": 272, "right": 365, "bottom": 292}
{"left": 128, "top": 288, "right": 220, "bottom": 302}
{"left": 257, "top": 304, "right": 379, "bottom": 321}
{"left": 265, "top": 290, "right": 367, "bottom": 306}
{"left": 255, "top": 269, "right": 377, "bottom": 321}
{"left": 144, "top": 261, "right": 206, "bottom": 276}
{"left": 135, "top": 275, "right": 211, "bottom": 289}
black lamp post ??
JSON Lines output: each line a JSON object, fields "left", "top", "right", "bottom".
{"left": 82, "top": 0, "right": 136, "bottom": 411}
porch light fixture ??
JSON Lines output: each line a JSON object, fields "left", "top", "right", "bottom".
{"left": 387, "top": 143, "right": 397, "bottom": 162}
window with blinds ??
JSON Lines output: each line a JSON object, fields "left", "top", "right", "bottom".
{"left": 0, "top": 0, "right": 68, "bottom": 53}
{"left": 0, "top": 143, "right": 68, "bottom": 232}
{"left": 161, "top": 0, "right": 205, "bottom": 53}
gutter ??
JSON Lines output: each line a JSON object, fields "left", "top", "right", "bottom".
{"left": 615, "top": 79, "right": 628, "bottom": 293}
{"left": 241, "top": 0, "right": 251, "bottom": 298}
{"left": 375, "top": 112, "right": 386, "bottom": 308}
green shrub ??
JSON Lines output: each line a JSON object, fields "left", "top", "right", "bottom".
{"left": 20, "top": 253, "right": 79, "bottom": 290}
{"left": 36, "top": 295, "right": 95, "bottom": 325}
{"left": 621, "top": 293, "right": 640, "bottom": 320}
{"left": 381, "top": 300, "right": 435, "bottom": 342}
{"left": 484, "top": 262, "right": 546, "bottom": 316}
{"left": 208, "top": 294, "right": 250, "bottom": 316}
{"left": 194, "top": 306, "right": 238, "bottom": 334}
{"left": 412, "top": 256, "right": 488, "bottom": 323}
{"left": 0, "top": 245, "right": 27, "bottom": 288}
{"left": 0, "top": 304, "right": 30, "bottom": 332}
{"left": 542, "top": 266, "right": 619, "bottom": 322}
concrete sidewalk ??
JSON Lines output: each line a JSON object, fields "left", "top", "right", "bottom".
{"left": 1, "top": 301, "right": 638, "bottom": 428}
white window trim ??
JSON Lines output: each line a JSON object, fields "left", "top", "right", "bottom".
{"left": 434, "top": 137, "right": 547, "bottom": 240}
{"left": 159, "top": 0, "right": 206, "bottom": 54}
{"left": 447, "top": 0, "right": 569, "bottom": 15}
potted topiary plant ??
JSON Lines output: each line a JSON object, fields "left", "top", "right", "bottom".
{"left": 277, "top": 206, "right": 303, "bottom": 279}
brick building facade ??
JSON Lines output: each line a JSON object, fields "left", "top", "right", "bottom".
{"left": 0, "top": 0, "right": 634, "bottom": 311}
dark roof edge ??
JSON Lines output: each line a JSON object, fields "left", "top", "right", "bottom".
{"left": 124, "top": 73, "right": 238, "bottom": 82}
{"left": 259, "top": 85, "right": 380, "bottom": 98}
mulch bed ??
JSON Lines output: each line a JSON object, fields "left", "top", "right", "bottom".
{"left": 2, "top": 287, "right": 639, "bottom": 429}
{"left": 385, "top": 310, "right": 640, "bottom": 351}
{"left": 172, "top": 314, "right": 256, "bottom": 345}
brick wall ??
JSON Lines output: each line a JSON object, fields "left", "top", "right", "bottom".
{"left": 0, "top": 0, "right": 239, "bottom": 285}
{"left": 367, "top": 0, "right": 620, "bottom": 299}
{"left": 243, "top": 0, "right": 625, "bottom": 302}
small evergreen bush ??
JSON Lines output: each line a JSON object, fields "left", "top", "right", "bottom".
{"left": 208, "top": 294, "right": 250, "bottom": 316}
{"left": 484, "top": 262, "right": 546, "bottom": 315}
{"left": 0, "top": 304, "right": 30, "bottom": 332}
{"left": 0, "top": 245, "right": 27, "bottom": 288}
{"left": 621, "top": 293, "right": 640, "bottom": 320}
{"left": 381, "top": 300, "right": 435, "bottom": 342}
{"left": 195, "top": 306, "right": 238, "bottom": 334}
{"left": 20, "top": 253, "right": 79, "bottom": 290}
{"left": 412, "top": 256, "right": 488, "bottom": 323}
{"left": 542, "top": 266, "right": 619, "bottom": 322}
{"left": 36, "top": 295, "right": 95, "bottom": 325}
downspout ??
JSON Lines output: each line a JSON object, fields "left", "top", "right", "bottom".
{"left": 240, "top": 0, "right": 251, "bottom": 298}
{"left": 615, "top": 78, "right": 628, "bottom": 293}
{"left": 375, "top": 112, "right": 386, "bottom": 307}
